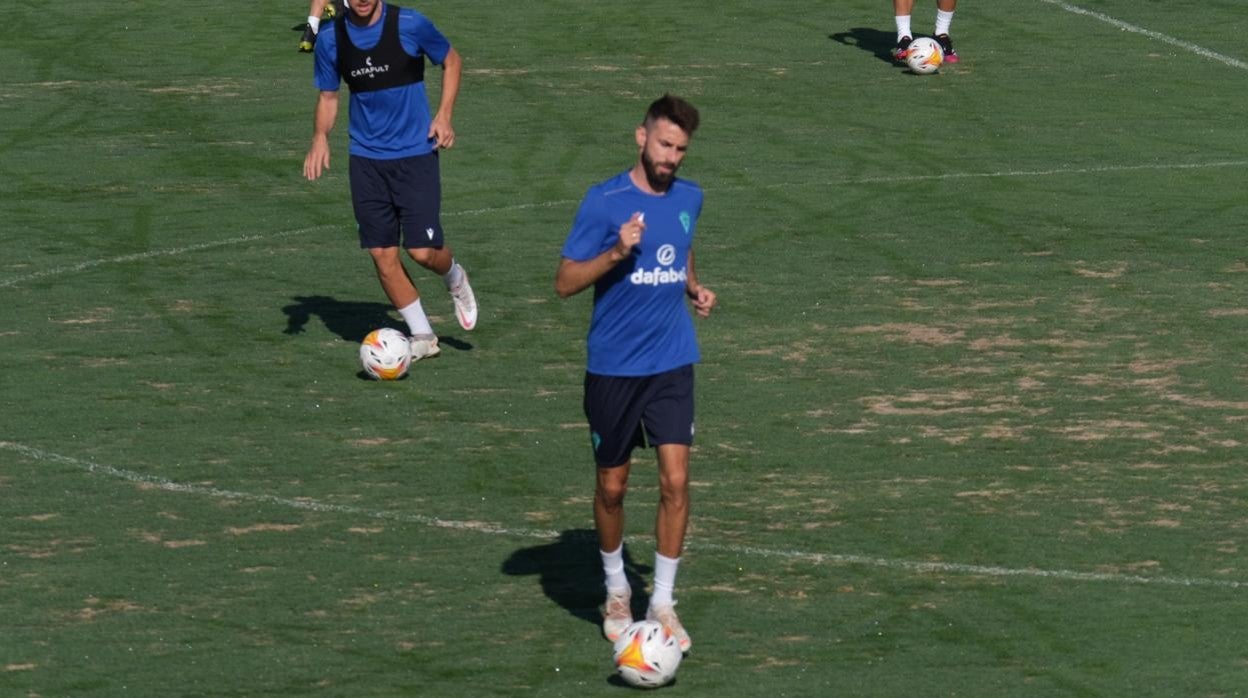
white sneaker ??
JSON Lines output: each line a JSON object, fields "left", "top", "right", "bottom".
{"left": 449, "top": 270, "right": 477, "bottom": 331}
{"left": 409, "top": 334, "right": 441, "bottom": 361}
{"left": 601, "top": 587, "right": 633, "bottom": 642}
{"left": 646, "top": 603, "right": 691, "bottom": 652}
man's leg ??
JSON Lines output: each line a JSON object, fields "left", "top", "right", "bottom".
{"left": 595, "top": 462, "right": 631, "bottom": 558}
{"left": 408, "top": 246, "right": 478, "bottom": 331}
{"left": 596, "top": 462, "right": 632, "bottom": 641}
{"left": 893, "top": 0, "right": 917, "bottom": 59}
{"left": 368, "top": 247, "right": 440, "bottom": 360}
{"left": 934, "top": 0, "right": 959, "bottom": 62}
{"left": 369, "top": 246, "right": 419, "bottom": 309}
{"left": 297, "top": 0, "right": 331, "bottom": 53}
{"left": 647, "top": 444, "right": 692, "bottom": 651}
{"left": 406, "top": 245, "right": 453, "bottom": 276}
{"left": 653, "top": 444, "right": 690, "bottom": 559}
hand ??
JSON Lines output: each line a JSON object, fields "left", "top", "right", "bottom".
{"left": 613, "top": 211, "right": 645, "bottom": 258}
{"left": 688, "top": 284, "right": 716, "bottom": 318}
{"left": 303, "top": 135, "right": 330, "bottom": 181}
{"left": 428, "top": 116, "right": 455, "bottom": 149}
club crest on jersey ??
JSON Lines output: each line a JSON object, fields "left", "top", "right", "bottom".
{"left": 679, "top": 211, "right": 691, "bottom": 234}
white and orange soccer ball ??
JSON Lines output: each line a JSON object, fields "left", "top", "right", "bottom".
{"left": 359, "top": 328, "right": 411, "bottom": 380}
{"left": 905, "top": 37, "right": 944, "bottom": 74}
{"left": 612, "top": 620, "right": 683, "bottom": 689}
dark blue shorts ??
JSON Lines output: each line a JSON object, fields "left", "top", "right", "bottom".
{"left": 349, "top": 152, "right": 444, "bottom": 250}
{"left": 583, "top": 364, "right": 695, "bottom": 468}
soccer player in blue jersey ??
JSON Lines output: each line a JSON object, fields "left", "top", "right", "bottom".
{"left": 302, "top": 0, "right": 477, "bottom": 360}
{"left": 555, "top": 94, "right": 717, "bottom": 653}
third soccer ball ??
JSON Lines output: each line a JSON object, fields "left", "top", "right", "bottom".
{"left": 905, "top": 37, "right": 944, "bottom": 74}
{"left": 359, "top": 328, "right": 411, "bottom": 380}
{"left": 612, "top": 620, "right": 683, "bottom": 689}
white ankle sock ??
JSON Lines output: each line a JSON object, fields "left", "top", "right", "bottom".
{"left": 307, "top": 16, "right": 321, "bottom": 33}
{"left": 895, "top": 15, "right": 912, "bottom": 42}
{"left": 443, "top": 260, "right": 465, "bottom": 290}
{"left": 398, "top": 298, "right": 433, "bottom": 337}
{"left": 601, "top": 545, "right": 628, "bottom": 591}
{"left": 650, "top": 553, "right": 680, "bottom": 608}
{"left": 935, "top": 9, "right": 954, "bottom": 36}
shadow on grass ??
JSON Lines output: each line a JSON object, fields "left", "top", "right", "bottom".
{"left": 828, "top": 26, "right": 901, "bottom": 65}
{"left": 281, "top": 294, "right": 473, "bottom": 350}
{"left": 502, "top": 529, "right": 652, "bottom": 627}
{"left": 283, "top": 295, "right": 397, "bottom": 342}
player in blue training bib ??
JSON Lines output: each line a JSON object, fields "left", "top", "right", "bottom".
{"left": 555, "top": 95, "right": 717, "bottom": 654}
{"left": 302, "top": 0, "right": 478, "bottom": 360}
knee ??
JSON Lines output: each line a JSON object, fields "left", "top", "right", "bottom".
{"left": 659, "top": 470, "right": 689, "bottom": 504}
{"left": 368, "top": 248, "right": 402, "bottom": 271}
{"left": 406, "top": 247, "right": 440, "bottom": 270}
{"left": 596, "top": 480, "right": 628, "bottom": 510}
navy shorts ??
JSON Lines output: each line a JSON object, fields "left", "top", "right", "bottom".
{"left": 583, "top": 364, "right": 695, "bottom": 468}
{"left": 349, "top": 152, "right": 444, "bottom": 250}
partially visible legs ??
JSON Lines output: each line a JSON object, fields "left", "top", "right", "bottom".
{"left": 894, "top": 0, "right": 960, "bottom": 62}
{"left": 297, "top": 0, "right": 332, "bottom": 53}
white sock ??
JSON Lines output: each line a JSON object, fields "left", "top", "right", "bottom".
{"left": 935, "top": 9, "right": 954, "bottom": 36}
{"left": 443, "top": 260, "right": 465, "bottom": 291}
{"left": 649, "top": 553, "right": 680, "bottom": 608}
{"left": 895, "top": 15, "right": 912, "bottom": 42}
{"left": 601, "top": 545, "right": 628, "bottom": 591}
{"left": 307, "top": 15, "right": 321, "bottom": 34}
{"left": 398, "top": 298, "right": 434, "bottom": 337}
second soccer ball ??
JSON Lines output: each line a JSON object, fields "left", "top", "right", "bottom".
{"left": 905, "top": 37, "right": 944, "bottom": 74}
{"left": 359, "top": 328, "right": 411, "bottom": 380}
{"left": 612, "top": 620, "right": 683, "bottom": 688}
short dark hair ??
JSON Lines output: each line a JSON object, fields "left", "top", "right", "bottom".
{"left": 644, "top": 94, "right": 700, "bottom": 135}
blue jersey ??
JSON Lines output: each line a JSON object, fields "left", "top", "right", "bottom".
{"left": 561, "top": 171, "right": 704, "bottom": 377}
{"left": 313, "top": 4, "right": 451, "bottom": 159}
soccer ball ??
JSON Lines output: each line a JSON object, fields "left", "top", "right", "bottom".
{"left": 359, "top": 328, "right": 411, "bottom": 380}
{"left": 612, "top": 620, "right": 683, "bottom": 689}
{"left": 905, "top": 37, "right": 944, "bottom": 74}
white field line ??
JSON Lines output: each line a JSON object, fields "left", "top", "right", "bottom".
{"left": 3, "top": 441, "right": 1244, "bottom": 591}
{"left": 4, "top": 159, "right": 1247, "bottom": 291}
{"left": 1041, "top": 0, "right": 1248, "bottom": 71}
{"left": 0, "top": 441, "right": 557, "bottom": 540}
{"left": 0, "top": 225, "right": 334, "bottom": 290}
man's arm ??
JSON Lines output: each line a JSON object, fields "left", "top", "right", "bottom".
{"left": 428, "top": 47, "right": 462, "bottom": 149}
{"left": 303, "top": 91, "right": 338, "bottom": 181}
{"left": 555, "top": 252, "right": 625, "bottom": 299}
{"left": 555, "top": 212, "right": 645, "bottom": 298}
{"left": 685, "top": 249, "right": 716, "bottom": 317}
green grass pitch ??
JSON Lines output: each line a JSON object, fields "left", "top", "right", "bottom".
{"left": 2, "top": 1, "right": 1247, "bottom": 695}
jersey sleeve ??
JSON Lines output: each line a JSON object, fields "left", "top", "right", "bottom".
{"left": 400, "top": 9, "right": 452, "bottom": 64}
{"left": 313, "top": 25, "right": 341, "bottom": 91}
{"left": 561, "top": 188, "right": 614, "bottom": 262}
